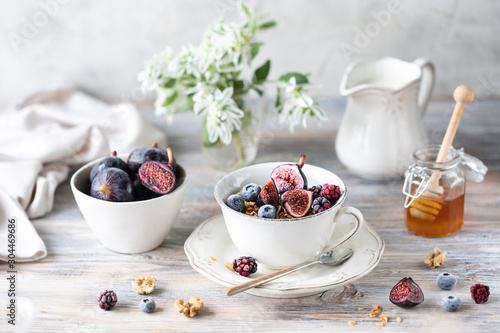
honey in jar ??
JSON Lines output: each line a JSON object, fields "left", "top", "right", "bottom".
{"left": 403, "top": 145, "right": 466, "bottom": 238}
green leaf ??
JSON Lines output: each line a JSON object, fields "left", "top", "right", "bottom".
{"left": 250, "top": 42, "right": 262, "bottom": 59}
{"left": 275, "top": 88, "right": 282, "bottom": 108}
{"left": 253, "top": 59, "right": 271, "bottom": 83}
{"left": 251, "top": 86, "right": 263, "bottom": 96}
{"left": 259, "top": 21, "right": 277, "bottom": 30}
{"left": 162, "top": 91, "right": 178, "bottom": 106}
{"left": 233, "top": 80, "right": 246, "bottom": 95}
{"left": 162, "top": 78, "right": 176, "bottom": 89}
{"left": 240, "top": 2, "right": 251, "bottom": 20}
{"left": 278, "top": 72, "right": 309, "bottom": 85}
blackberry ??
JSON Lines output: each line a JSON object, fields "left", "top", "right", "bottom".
{"left": 232, "top": 256, "right": 258, "bottom": 277}
{"left": 312, "top": 197, "right": 331, "bottom": 214}
{"left": 471, "top": 283, "right": 490, "bottom": 304}
{"left": 97, "top": 290, "right": 117, "bottom": 311}
{"left": 310, "top": 185, "right": 323, "bottom": 200}
{"left": 320, "top": 184, "right": 341, "bottom": 205}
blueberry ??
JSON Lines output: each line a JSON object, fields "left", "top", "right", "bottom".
{"left": 258, "top": 204, "right": 277, "bottom": 219}
{"left": 442, "top": 295, "right": 461, "bottom": 312}
{"left": 241, "top": 183, "right": 261, "bottom": 201}
{"left": 139, "top": 297, "right": 156, "bottom": 313}
{"left": 226, "top": 194, "right": 245, "bottom": 212}
{"left": 436, "top": 272, "right": 457, "bottom": 290}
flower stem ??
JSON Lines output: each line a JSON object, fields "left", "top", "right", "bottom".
{"left": 233, "top": 131, "right": 245, "bottom": 167}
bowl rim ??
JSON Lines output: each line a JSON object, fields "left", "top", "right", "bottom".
{"left": 70, "top": 153, "right": 188, "bottom": 205}
{"left": 214, "top": 162, "right": 347, "bottom": 223}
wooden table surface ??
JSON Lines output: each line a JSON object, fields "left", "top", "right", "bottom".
{"left": 9, "top": 98, "right": 500, "bottom": 332}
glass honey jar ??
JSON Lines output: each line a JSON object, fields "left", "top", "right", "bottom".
{"left": 403, "top": 145, "right": 487, "bottom": 238}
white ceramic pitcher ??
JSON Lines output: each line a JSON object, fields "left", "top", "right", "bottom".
{"left": 336, "top": 57, "right": 435, "bottom": 179}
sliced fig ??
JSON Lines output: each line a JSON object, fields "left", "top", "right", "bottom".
{"left": 89, "top": 151, "right": 130, "bottom": 183}
{"left": 280, "top": 189, "right": 313, "bottom": 218}
{"left": 389, "top": 277, "right": 424, "bottom": 308}
{"left": 127, "top": 142, "right": 169, "bottom": 173}
{"left": 271, "top": 154, "right": 308, "bottom": 194}
{"left": 138, "top": 161, "right": 176, "bottom": 194}
{"left": 256, "top": 179, "right": 279, "bottom": 207}
{"left": 132, "top": 177, "right": 161, "bottom": 201}
{"left": 90, "top": 167, "right": 133, "bottom": 202}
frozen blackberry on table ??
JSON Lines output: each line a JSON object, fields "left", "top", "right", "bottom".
{"left": 233, "top": 256, "right": 258, "bottom": 277}
{"left": 442, "top": 295, "right": 462, "bottom": 312}
{"left": 226, "top": 194, "right": 245, "bottom": 212}
{"left": 436, "top": 272, "right": 457, "bottom": 290}
{"left": 241, "top": 183, "right": 261, "bottom": 201}
{"left": 320, "top": 184, "right": 341, "bottom": 205}
{"left": 97, "top": 290, "right": 117, "bottom": 311}
{"left": 471, "top": 283, "right": 490, "bottom": 304}
{"left": 139, "top": 297, "right": 156, "bottom": 313}
{"left": 312, "top": 197, "right": 331, "bottom": 214}
{"left": 258, "top": 204, "right": 277, "bottom": 219}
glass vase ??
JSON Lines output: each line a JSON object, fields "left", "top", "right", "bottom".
{"left": 201, "top": 91, "right": 267, "bottom": 170}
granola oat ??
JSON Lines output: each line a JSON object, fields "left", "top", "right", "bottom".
{"left": 174, "top": 297, "right": 203, "bottom": 317}
{"left": 225, "top": 262, "right": 235, "bottom": 272}
{"left": 132, "top": 274, "right": 157, "bottom": 294}
{"left": 424, "top": 247, "right": 448, "bottom": 268}
{"left": 380, "top": 314, "right": 389, "bottom": 323}
{"left": 397, "top": 317, "right": 402, "bottom": 323}
{"left": 209, "top": 256, "right": 216, "bottom": 261}
{"left": 376, "top": 322, "right": 384, "bottom": 327}
{"left": 348, "top": 321, "right": 356, "bottom": 325}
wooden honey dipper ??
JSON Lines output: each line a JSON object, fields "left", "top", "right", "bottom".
{"left": 409, "top": 85, "right": 474, "bottom": 221}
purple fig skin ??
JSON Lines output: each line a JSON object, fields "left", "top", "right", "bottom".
{"left": 271, "top": 155, "right": 308, "bottom": 194}
{"left": 89, "top": 151, "right": 130, "bottom": 183}
{"left": 280, "top": 189, "right": 313, "bottom": 218}
{"left": 127, "top": 142, "right": 169, "bottom": 173}
{"left": 256, "top": 179, "right": 279, "bottom": 207}
{"left": 389, "top": 277, "right": 424, "bottom": 308}
{"left": 138, "top": 161, "right": 176, "bottom": 194}
{"left": 90, "top": 167, "right": 133, "bottom": 202}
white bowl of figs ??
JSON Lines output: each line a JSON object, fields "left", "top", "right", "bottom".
{"left": 71, "top": 143, "right": 187, "bottom": 254}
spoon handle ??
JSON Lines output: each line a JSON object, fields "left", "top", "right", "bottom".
{"left": 223, "top": 261, "right": 318, "bottom": 296}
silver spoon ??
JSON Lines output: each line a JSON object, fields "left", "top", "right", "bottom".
{"left": 223, "top": 247, "right": 354, "bottom": 296}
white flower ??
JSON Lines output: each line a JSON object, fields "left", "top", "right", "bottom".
{"left": 138, "top": 49, "right": 173, "bottom": 91}
{"left": 277, "top": 77, "right": 326, "bottom": 131}
{"left": 205, "top": 87, "right": 244, "bottom": 144}
{"left": 187, "top": 82, "right": 215, "bottom": 116}
{"left": 153, "top": 83, "right": 189, "bottom": 123}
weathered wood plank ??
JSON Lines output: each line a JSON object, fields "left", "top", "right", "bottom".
{"left": 10, "top": 99, "right": 500, "bottom": 332}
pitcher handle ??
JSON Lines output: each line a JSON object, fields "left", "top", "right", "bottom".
{"left": 413, "top": 58, "right": 435, "bottom": 115}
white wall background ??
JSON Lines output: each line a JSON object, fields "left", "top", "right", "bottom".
{"left": 1, "top": 0, "right": 499, "bottom": 109}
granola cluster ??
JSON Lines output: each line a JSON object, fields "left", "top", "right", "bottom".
{"left": 424, "top": 247, "right": 448, "bottom": 268}
{"left": 132, "top": 274, "right": 157, "bottom": 294}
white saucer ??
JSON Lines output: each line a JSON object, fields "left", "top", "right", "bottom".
{"left": 184, "top": 214, "right": 385, "bottom": 298}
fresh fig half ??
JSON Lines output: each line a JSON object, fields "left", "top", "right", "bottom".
{"left": 127, "top": 142, "right": 169, "bottom": 173}
{"left": 271, "top": 155, "right": 308, "bottom": 194}
{"left": 389, "top": 277, "right": 424, "bottom": 308}
{"left": 89, "top": 151, "right": 130, "bottom": 183}
{"left": 280, "top": 189, "right": 313, "bottom": 218}
{"left": 138, "top": 161, "right": 176, "bottom": 194}
{"left": 256, "top": 179, "right": 279, "bottom": 207}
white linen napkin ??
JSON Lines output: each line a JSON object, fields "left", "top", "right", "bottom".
{"left": 0, "top": 90, "right": 166, "bottom": 262}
